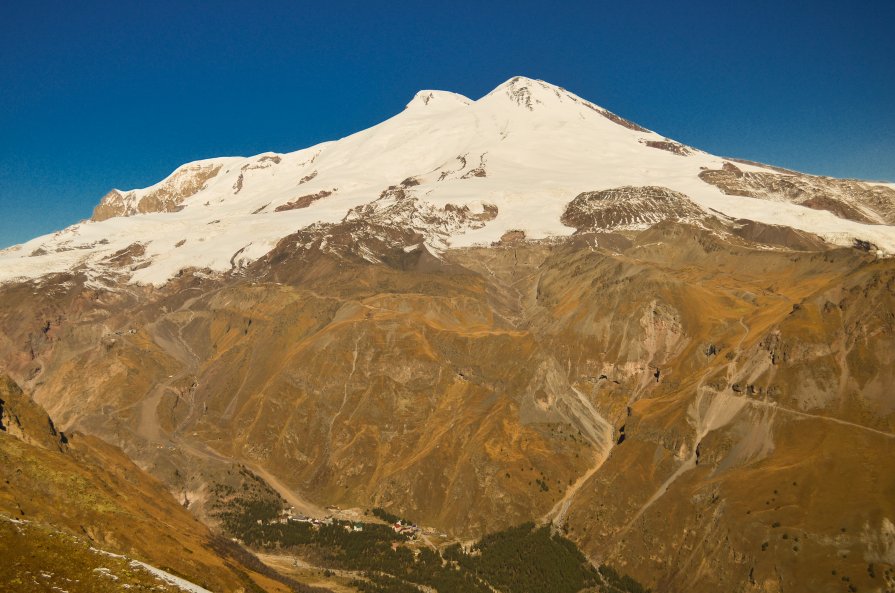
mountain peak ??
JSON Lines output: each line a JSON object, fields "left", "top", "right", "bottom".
{"left": 493, "top": 75, "right": 552, "bottom": 90}
{"left": 484, "top": 76, "right": 573, "bottom": 110}
{"left": 405, "top": 89, "right": 472, "bottom": 110}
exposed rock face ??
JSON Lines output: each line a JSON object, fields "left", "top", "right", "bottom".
{"left": 0, "top": 374, "right": 67, "bottom": 450}
{"left": 91, "top": 162, "right": 223, "bottom": 221}
{"left": 561, "top": 186, "right": 706, "bottom": 232}
{"left": 700, "top": 161, "right": 895, "bottom": 224}
{"left": 642, "top": 139, "right": 691, "bottom": 156}
{"left": 274, "top": 190, "right": 334, "bottom": 211}
{"left": 339, "top": 186, "right": 498, "bottom": 251}
{"left": 91, "top": 189, "right": 132, "bottom": 221}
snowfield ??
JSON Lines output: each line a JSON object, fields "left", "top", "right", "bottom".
{"left": 91, "top": 545, "right": 214, "bottom": 593}
{"left": 130, "top": 560, "right": 215, "bottom": 593}
{"left": 2, "top": 76, "right": 894, "bottom": 286}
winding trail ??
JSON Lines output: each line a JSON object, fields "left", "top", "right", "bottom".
{"left": 615, "top": 314, "right": 894, "bottom": 541}
{"left": 742, "top": 398, "right": 895, "bottom": 439}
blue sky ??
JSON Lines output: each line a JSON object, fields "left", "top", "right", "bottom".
{"left": 1, "top": 0, "right": 893, "bottom": 247}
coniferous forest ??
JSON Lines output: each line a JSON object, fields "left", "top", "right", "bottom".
{"left": 217, "top": 498, "right": 649, "bottom": 593}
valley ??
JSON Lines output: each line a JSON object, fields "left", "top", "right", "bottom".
{"left": 1, "top": 77, "right": 894, "bottom": 593}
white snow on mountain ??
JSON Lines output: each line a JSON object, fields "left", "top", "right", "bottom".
{"left": 2, "top": 76, "right": 894, "bottom": 286}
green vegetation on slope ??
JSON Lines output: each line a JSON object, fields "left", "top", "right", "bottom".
{"left": 370, "top": 507, "right": 407, "bottom": 525}
{"left": 443, "top": 522, "right": 596, "bottom": 593}
{"left": 219, "top": 500, "right": 649, "bottom": 593}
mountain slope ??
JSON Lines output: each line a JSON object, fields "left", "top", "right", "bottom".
{"left": 0, "top": 375, "right": 307, "bottom": 593}
{"left": 1, "top": 77, "right": 894, "bottom": 593}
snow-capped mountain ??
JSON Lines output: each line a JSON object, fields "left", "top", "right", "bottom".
{"left": 2, "top": 76, "right": 894, "bottom": 286}
{"left": 4, "top": 77, "right": 895, "bottom": 593}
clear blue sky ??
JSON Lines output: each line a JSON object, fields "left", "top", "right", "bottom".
{"left": 1, "top": 0, "right": 893, "bottom": 248}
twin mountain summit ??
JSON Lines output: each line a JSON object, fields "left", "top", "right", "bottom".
{"left": 1, "top": 77, "right": 893, "bottom": 593}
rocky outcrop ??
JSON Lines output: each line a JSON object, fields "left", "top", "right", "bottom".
{"left": 339, "top": 185, "right": 498, "bottom": 250}
{"left": 561, "top": 186, "right": 706, "bottom": 232}
{"left": 699, "top": 161, "right": 895, "bottom": 224}
{"left": 0, "top": 374, "right": 67, "bottom": 450}
{"left": 275, "top": 190, "right": 334, "bottom": 212}
{"left": 91, "top": 163, "right": 223, "bottom": 221}
{"left": 642, "top": 139, "right": 691, "bottom": 156}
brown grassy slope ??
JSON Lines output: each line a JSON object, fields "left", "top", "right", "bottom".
{"left": 0, "top": 249, "right": 596, "bottom": 535}
{"left": 0, "top": 518, "right": 193, "bottom": 593}
{"left": 1, "top": 221, "right": 894, "bottom": 592}
{"left": 0, "top": 375, "right": 295, "bottom": 593}
{"left": 556, "top": 227, "right": 895, "bottom": 593}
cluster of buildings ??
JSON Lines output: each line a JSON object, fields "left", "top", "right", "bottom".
{"left": 286, "top": 512, "right": 333, "bottom": 528}
{"left": 254, "top": 506, "right": 431, "bottom": 538}
{"left": 391, "top": 520, "right": 420, "bottom": 537}
{"left": 258, "top": 508, "right": 364, "bottom": 532}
